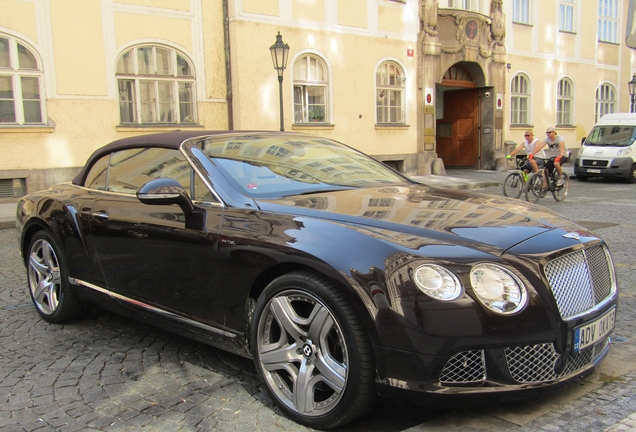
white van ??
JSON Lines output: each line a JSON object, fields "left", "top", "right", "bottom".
{"left": 574, "top": 113, "right": 636, "bottom": 183}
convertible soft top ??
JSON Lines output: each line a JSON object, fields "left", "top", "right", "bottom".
{"left": 71, "top": 130, "right": 268, "bottom": 186}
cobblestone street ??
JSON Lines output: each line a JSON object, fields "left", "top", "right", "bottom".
{"left": 2, "top": 173, "right": 636, "bottom": 431}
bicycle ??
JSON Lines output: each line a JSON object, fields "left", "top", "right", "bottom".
{"left": 502, "top": 157, "right": 530, "bottom": 198}
{"left": 524, "top": 160, "right": 570, "bottom": 203}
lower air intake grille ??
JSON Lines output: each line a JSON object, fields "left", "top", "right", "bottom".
{"left": 439, "top": 350, "right": 485, "bottom": 383}
{"left": 505, "top": 338, "right": 608, "bottom": 383}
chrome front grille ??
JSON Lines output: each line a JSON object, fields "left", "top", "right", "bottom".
{"left": 439, "top": 350, "right": 486, "bottom": 383}
{"left": 544, "top": 245, "right": 615, "bottom": 320}
{"left": 505, "top": 338, "right": 608, "bottom": 383}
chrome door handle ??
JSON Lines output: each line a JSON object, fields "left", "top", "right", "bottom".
{"left": 91, "top": 210, "right": 109, "bottom": 220}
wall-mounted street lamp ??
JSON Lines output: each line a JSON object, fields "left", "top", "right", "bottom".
{"left": 270, "top": 32, "right": 290, "bottom": 131}
{"left": 629, "top": 74, "right": 636, "bottom": 113}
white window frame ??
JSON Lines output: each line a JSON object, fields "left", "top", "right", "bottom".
{"left": 376, "top": 60, "right": 406, "bottom": 125}
{"left": 445, "top": 0, "right": 481, "bottom": 13}
{"left": 595, "top": 83, "right": 616, "bottom": 123}
{"left": 598, "top": 0, "right": 619, "bottom": 43}
{"left": 0, "top": 34, "right": 45, "bottom": 125}
{"left": 556, "top": 77, "right": 574, "bottom": 126}
{"left": 116, "top": 44, "right": 196, "bottom": 125}
{"left": 292, "top": 53, "right": 330, "bottom": 124}
{"left": 510, "top": 74, "right": 530, "bottom": 126}
{"left": 512, "top": 0, "right": 531, "bottom": 24}
{"left": 559, "top": 0, "right": 576, "bottom": 32}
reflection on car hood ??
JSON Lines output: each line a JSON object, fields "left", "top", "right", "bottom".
{"left": 259, "top": 185, "right": 587, "bottom": 253}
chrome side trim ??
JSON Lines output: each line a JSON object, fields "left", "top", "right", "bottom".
{"left": 69, "top": 277, "right": 236, "bottom": 338}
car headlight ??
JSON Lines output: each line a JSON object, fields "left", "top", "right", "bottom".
{"left": 470, "top": 264, "right": 527, "bottom": 314}
{"left": 616, "top": 147, "right": 633, "bottom": 157}
{"left": 413, "top": 264, "right": 463, "bottom": 301}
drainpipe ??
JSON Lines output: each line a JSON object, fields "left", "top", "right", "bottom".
{"left": 223, "top": 0, "right": 234, "bottom": 130}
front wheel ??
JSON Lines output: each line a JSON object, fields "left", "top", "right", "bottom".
{"left": 502, "top": 172, "right": 524, "bottom": 198}
{"left": 525, "top": 173, "right": 544, "bottom": 203}
{"left": 251, "top": 271, "right": 376, "bottom": 429}
{"left": 627, "top": 164, "right": 636, "bottom": 184}
{"left": 552, "top": 173, "right": 570, "bottom": 202}
{"left": 26, "top": 231, "right": 82, "bottom": 323}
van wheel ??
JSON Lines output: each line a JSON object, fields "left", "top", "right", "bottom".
{"left": 628, "top": 164, "right": 636, "bottom": 184}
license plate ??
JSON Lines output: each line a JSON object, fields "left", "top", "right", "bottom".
{"left": 573, "top": 307, "right": 615, "bottom": 353}
{"left": 587, "top": 169, "right": 601, "bottom": 173}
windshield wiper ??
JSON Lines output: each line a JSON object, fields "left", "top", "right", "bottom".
{"left": 297, "top": 186, "right": 357, "bottom": 195}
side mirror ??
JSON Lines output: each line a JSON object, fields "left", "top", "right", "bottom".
{"left": 137, "top": 178, "right": 195, "bottom": 214}
{"left": 581, "top": 137, "right": 586, "bottom": 146}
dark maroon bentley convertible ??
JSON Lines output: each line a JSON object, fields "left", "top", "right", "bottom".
{"left": 16, "top": 131, "right": 617, "bottom": 429}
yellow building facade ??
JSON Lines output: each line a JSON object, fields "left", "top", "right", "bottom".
{"left": 1, "top": 0, "right": 634, "bottom": 196}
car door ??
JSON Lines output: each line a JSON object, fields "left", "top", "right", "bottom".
{"left": 87, "top": 147, "right": 225, "bottom": 327}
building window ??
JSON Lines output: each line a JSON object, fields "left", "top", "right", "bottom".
{"left": 0, "top": 35, "right": 44, "bottom": 125}
{"left": 512, "top": 0, "right": 531, "bottom": 24}
{"left": 559, "top": 0, "right": 575, "bottom": 32}
{"left": 376, "top": 61, "right": 405, "bottom": 125}
{"left": 116, "top": 45, "right": 196, "bottom": 125}
{"left": 595, "top": 83, "right": 616, "bottom": 122}
{"left": 556, "top": 78, "right": 573, "bottom": 126}
{"left": 598, "top": 0, "right": 618, "bottom": 43}
{"left": 446, "top": 0, "right": 480, "bottom": 12}
{"left": 510, "top": 74, "right": 530, "bottom": 125}
{"left": 293, "top": 54, "right": 328, "bottom": 123}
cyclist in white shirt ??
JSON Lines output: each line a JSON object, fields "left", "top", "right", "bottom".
{"left": 529, "top": 126, "right": 568, "bottom": 186}
{"left": 506, "top": 130, "right": 546, "bottom": 179}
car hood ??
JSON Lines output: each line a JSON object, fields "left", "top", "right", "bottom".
{"left": 257, "top": 184, "right": 590, "bottom": 255}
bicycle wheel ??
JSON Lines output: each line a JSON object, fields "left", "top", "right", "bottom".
{"left": 525, "top": 173, "right": 544, "bottom": 203}
{"left": 552, "top": 173, "right": 570, "bottom": 202}
{"left": 503, "top": 172, "right": 524, "bottom": 198}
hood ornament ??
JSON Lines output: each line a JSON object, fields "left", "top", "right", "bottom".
{"left": 563, "top": 232, "right": 581, "bottom": 240}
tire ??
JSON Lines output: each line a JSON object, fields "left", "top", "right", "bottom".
{"left": 525, "top": 173, "right": 544, "bottom": 203}
{"left": 26, "top": 231, "right": 82, "bottom": 323}
{"left": 552, "top": 173, "right": 570, "bottom": 202}
{"left": 502, "top": 172, "right": 524, "bottom": 198}
{"left": 251, "top": 271, "right": 375, "bottom": 429}
{"left": 627, "top": 164, "right": 636, "bottom": 184}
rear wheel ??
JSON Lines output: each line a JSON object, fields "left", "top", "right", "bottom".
{"left": 525, "top": 173, "right": 544, "bottom": 203}
{"left": 27, "top": 231, "right": 82, "bottom": 323}
{"left": 502, "top": 172, "right": 524, "bottom": 198}
{"left": 251, "top": 271, "right": 376, "bottom": 429}
{"left": 552, "top": 173, "right": 570, "bottom": 202}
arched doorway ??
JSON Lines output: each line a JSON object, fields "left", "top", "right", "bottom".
{"left": 436, "top": 65, "right": 480, "bottom": 168}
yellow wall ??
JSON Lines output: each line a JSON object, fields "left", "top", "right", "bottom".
{"left": 243, "top": 0, "right": 279, "bottom": 16}
{"left": 229, "top": 20, "right": 417, "bottom": 156}
{"left": 337, "top": 0, "right": 367, "bottom": 28}
{"left": 50, "top": 0, "right": 108, "bottom": 96}
{"left": 113, "top": 0, "right": 191, "bottom": 11}
{"left": 292, "top": 0, "right": 325, "bottom": 23}
{"left": 114, "top": 12, "right": 193, "bottom": 52}
{"left": 0, "top": 0, "right": 38, "bottom": 42}
{"left": 378, "top": 5, "right": 404, "bottom": 33}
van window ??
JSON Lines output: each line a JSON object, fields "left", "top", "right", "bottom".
{"left": 586, "top": 126, "right": 636, "bottom": 146}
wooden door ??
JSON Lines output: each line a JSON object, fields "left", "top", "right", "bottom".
{"left": 436, "top": 89, "right": 479, "bottom": 168}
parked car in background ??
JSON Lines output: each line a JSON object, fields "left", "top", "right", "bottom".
{"left": 575, "top": 113, "right": 636, "bottom": 182}
{"left": 16, "top": 131, "right": 618, "bottom": 429}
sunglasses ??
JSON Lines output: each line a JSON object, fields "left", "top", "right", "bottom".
{"left": 524, "top": 134, "right": 531, "bottom": 136}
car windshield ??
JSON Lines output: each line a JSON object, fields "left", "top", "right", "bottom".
{"left": 585, "top": 125, "right": 636, "bottom": 147}
{"left": 197, "top": 134, "right": 412, "bottom": 198}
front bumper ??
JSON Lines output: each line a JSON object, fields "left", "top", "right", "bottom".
{"left": 374, "top": 331, "right": 612, "bottom": 406}
{"left": 574, "top": 156, "right": 633, "bottom": 178}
